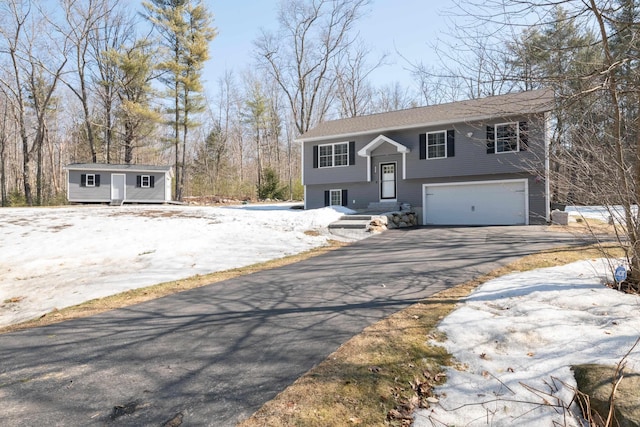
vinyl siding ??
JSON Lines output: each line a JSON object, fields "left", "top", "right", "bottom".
{"left": 306, "top": 173, "right": 546, "bottom": 224}
{"left": 303, "top": 114, "right": 546, "bottom": 186}
{"left": 68, "top": 171, "right": 111, "bottom": 202}
{"left": 67, "top": 170, "right": 168, "bottom": 202}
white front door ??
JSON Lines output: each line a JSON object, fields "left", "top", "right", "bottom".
{"left": 380, "top": 162, "right": 396, "bottom": 200}
{"left": 111, "top": 174, "right": 125, "bottom": 200}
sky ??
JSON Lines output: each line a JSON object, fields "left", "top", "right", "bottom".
{"left": 203, "top": 0, "right": 456, "bottom": 96}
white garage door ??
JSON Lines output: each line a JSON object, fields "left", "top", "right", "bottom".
{"left": 423, "top": 180, "right": 528, "bottom": 225}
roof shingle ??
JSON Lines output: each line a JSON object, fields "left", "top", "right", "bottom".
{"left": 298, "top": 89, "right": 554, "bottom": 142}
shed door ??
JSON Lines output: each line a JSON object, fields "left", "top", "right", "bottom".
{"left": 423, "top": 180, "right": 527, "bottom": 225}
{"left": 111, "top": 174, "right": 126, "bottom": 200}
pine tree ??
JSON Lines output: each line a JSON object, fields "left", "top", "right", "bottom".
{"left": 143, "top": 0, "right": 216, "bottom": 200}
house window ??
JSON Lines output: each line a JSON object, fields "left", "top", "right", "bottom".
{"left": 86, "top": 174, "right": 96, "bottom": 187}
{"left": 419, "top": 130, "right": 455, "bottom": 159}
{"left": 427, "top": 131, "right": 446, "bottom": 159}
{"left": 318, "top": 142, "right": 349, "bottom": 167}
{"left": 329, "top": 189, "right": 342, "bottom": 206}
{"left": 495, "top": 123, "right": 519, "bottom": 153}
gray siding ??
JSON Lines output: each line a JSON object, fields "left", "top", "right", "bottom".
{"left": 303, "top": 112, "right": 548, "bottom": 224}
{"left": 68, "top": 170, "right": 111, "bottom": 202}
{"left": 305, "top": 172, "right": 546, "bottom": 224}
{"left": 125, "top": 173, "right": 166, "bottom": 202}
{"left": 68, "top": 170, "right": 167, "bottom": 203}
{"left": 303, "top": 114, "right": 546, "bottom": 186}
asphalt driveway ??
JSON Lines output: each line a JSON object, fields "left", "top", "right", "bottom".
{"left": 0, "top": 226, "right": 585, "bottom": 426}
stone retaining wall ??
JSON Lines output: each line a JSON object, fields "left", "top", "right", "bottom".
{"left": 367, "top": 211, "right": 418, "bottom": 232}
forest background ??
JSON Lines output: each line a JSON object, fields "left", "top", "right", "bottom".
{"left": 0, "top": 0, "right": 638, "bottom": 212}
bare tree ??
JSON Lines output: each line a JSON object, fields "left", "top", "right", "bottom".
{"left": 0, "top": 0, "right": 68, "bottom": 205}
{"left": 254, "top": 0, "right": 372, "bottom": 135}
{"left": 457, "top": 0, "right": 640, "bottom": 287}
{"left": 61, "top": 0, "right": 116, "bottom": 163}
{"left": 333, "top": 41, "right": 386, "bottom": 117}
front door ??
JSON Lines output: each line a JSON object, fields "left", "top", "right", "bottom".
{"left": 380, "top": 162, "right": 396, "bottom": 200}
{"left": 111, "top": 173, "right": 125, "bottom": 200}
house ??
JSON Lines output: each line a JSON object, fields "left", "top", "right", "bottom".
{"left": 297, "top": 89, "right": 554, "bottom": 225}
{"left": 64, "top": 163, "right": 173, "bottom": 204}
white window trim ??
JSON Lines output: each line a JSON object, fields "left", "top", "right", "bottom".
{"left": 141, "top": 175, "right": 151, "bottom": 188}
{"left": 86, "top": 174, "right": 96, "bottom": 187}
{"left": 329, "top": 189, "right": 342, "bottom": 206}
{"left": 494, "top": 122, "right": 520, "bottom": 154}
{"left": 426, "top": 130, "right": 447, "bottom": 159}
{"left": 318, "top": 142, "right": 349, "bottom": 168}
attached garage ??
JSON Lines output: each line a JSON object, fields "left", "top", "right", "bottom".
{"left": 423, "top": 179, "right": 528, "bottom": 225}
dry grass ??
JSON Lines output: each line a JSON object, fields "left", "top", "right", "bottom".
{"left": 238, "top": 243, "right": 625, "bottom": 427}
{"left": 0, "top": 239, "right": 349, "bottom": 335}
{"left": 1, "top": 225, "right": 626, "bottom": 426}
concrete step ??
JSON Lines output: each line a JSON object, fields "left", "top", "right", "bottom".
{"left": 340, "top": 215, "right": 374, "bottom": 221}
{"left": 328, "top": 219, "right": 371, "bottom": 229}
{"left": 367, "top": 202, "right": 400, "bottom": 212}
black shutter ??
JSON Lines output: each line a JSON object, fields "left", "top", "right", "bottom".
{"left": 341, "top": 189, "right": 348, "bottom": 207}
{"left": 447, "top": 129, "right": 455, "bottom": 157}
{"left": 95, "top": 174, "right": 100, "bottom": 187}
{"left": 486, "top": 125, "right": 495, "bottom": 154}
{"left": 348, "top": 141, "right": 355, "bottom": 165}
{"left": 136, "top": 175, "right": 141, "bottom": 188}
{"left": 150, "top": 176, "right": 155, "bottom": 188}
{"left": 80, "top": 174, "right": 86, "bottom": 187}
{"left": 419, "top": 133, "right": 426, "bottom": 159}
{"left": 324, "top": 190, "right": 330, "bottom": 207}
{"left": 519, "top": 121, "right": 528, "bottom": 151}
{"left": 313, "top": 145, "right": 319, "bottom": 168}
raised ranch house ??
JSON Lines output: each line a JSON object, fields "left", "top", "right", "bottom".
{"left": 64, "top": 163, "right": 173, "bottom": 204}
{"left": 297, "top": 89, "right": 554, "bottom": 226}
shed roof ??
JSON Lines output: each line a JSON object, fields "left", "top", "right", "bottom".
{"left": 64, "top": 163, "right": 173, "bottom": 174}
{"left": 297, "top": 89, "right": 554, "bottom": 142}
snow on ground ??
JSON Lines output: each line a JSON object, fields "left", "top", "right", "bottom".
{"left": 414, "top": 259, "right": 640, "bottom": 427}
{"left": 566, "top": 205, "right": 638, "bottom": 223}
{"left": 0, "top": 203, "right": 355, "bottom": 327}
{"left": 3, "top": 203, "right": 640, "bottom": 426}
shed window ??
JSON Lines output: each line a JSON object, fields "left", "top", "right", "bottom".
{"left": 80, "top": 173, "right": 100, "bottom": 187}
{"left": 136, "top": 175, "right": 155, "bottom": 188}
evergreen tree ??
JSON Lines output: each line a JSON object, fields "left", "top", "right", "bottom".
{"left": 143, "top": 0, "right": 216, "bottom": 200}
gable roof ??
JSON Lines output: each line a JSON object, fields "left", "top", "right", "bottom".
{"left": 358, "top": 134, "right": 410, "bottom": 157}
{"left": 297, "top": 89, "right": 554, "bottom": 142}
{"left": 64, "top": 163, "right": 173, "bottom": 174}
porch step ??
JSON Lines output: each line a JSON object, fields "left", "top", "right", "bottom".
{"left": 329, "top": 215, "right": 371, "bottom": 230}
{"left": 367, "top": 201, "right": 400, "bottom": 212}
{"left": 110, "top": 199, "right": 124, "bottom": 206}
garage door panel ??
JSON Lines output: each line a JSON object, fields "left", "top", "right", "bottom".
{"left": 424, "top": 180, "right": 527, "bottom": 225}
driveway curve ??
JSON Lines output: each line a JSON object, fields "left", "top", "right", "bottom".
{"left": 0, "top": 226, "right": 584, "bottom": 426}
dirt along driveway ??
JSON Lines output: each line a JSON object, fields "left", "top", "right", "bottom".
{"left": 0, "top": 226, "right": 584, "bottom": 426}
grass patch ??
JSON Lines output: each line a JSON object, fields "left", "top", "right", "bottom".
{"left": 238, "top": 243, "right": 625, "bottom": 427}
{"left": 1, "top": 229, "right": 625, "bottom": 426}
{"left": 0, "top": 240, "right": 349, "bottom": 335}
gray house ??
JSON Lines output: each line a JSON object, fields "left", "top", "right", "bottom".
{"left": 297, "top": 89, "right": 554, "bottom": 225}
{"left": 65, "top": 163, "right": 173, "bottom": 204}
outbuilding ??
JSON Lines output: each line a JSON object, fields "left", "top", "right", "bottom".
{"left": 64, "top": 163, "right": 173, "bottom": 204}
